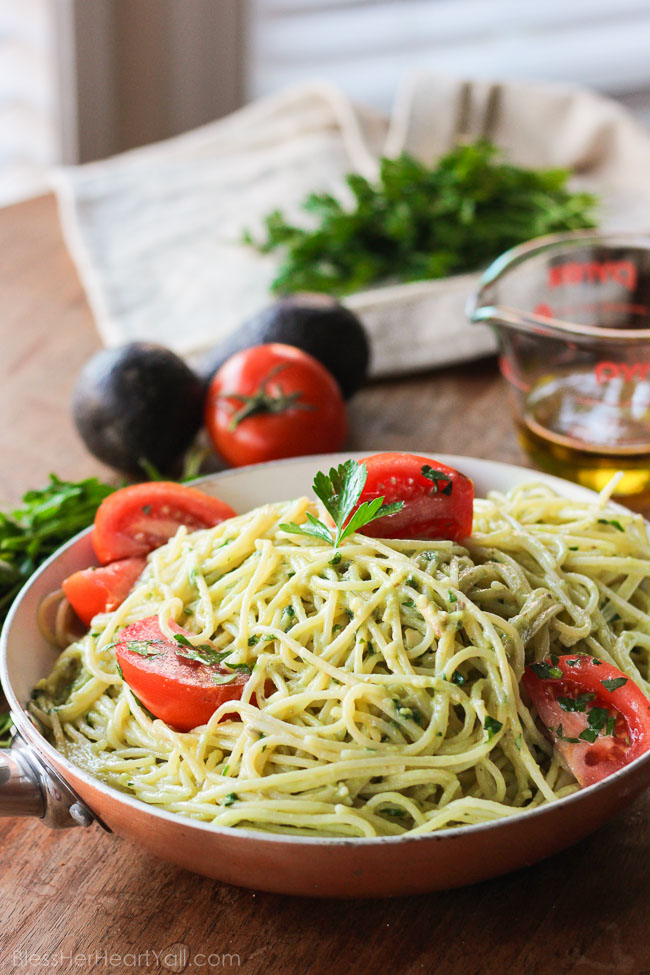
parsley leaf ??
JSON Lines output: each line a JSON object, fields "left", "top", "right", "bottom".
{"left": 124, "top": 640, "right": 163, "bottom": 658}
{"left": 587, "top": 707, "right": 610, "bottom": 733}
{"left": 530, "top": 660, "right": 563, "bottom": 680}
{"left": 597, "top": 518, "right": 625, "bottom": 532}
{"left": 555, "top": 723, "right": 580, "bottom": 744}
{"left": 421, "top": 466, "right": 453, "bottom": 495}
{"left": 0, "top": 474, "right": 114, "bottom": 629}
{"left": 280, "top": 460, "right": 404, "bottom": 549}
{"left": 0, "top": 711, "right": 13, "bottom": 748}
{"left": 172, "top": 633, "right": 250, "bottom": 672}
{"left": 558, "top": 692, "right": 595, "bottom": 713}
{"left": 484, "top": 716, "right": 503, "bottom": 740}
{"left": 579, "top": 727, "right": 599, "bottom": 743}
{"left": 601, "top": 677, "right": 628, "bottom": 693}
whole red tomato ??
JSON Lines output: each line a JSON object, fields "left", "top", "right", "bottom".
{"left": 205, "top": 343, "right": 347, "bottom": 466}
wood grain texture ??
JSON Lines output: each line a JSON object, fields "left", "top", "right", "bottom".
{"left": 1, "top": 195, "right": 648, "bottom": 975}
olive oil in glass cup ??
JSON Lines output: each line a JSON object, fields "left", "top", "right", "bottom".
{"left": 469, "top": 232, "right": 650, "bottom": 495}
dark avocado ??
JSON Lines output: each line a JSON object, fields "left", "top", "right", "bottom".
{"left": 72, "top": 343, "right": 204, "bottom": 477}
{"left": 197, "top": 293, "right": 370, "bottom": 399}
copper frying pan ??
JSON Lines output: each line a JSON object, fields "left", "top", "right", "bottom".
{"left": 2, "top": 454, "right": 650, "bottom": 897}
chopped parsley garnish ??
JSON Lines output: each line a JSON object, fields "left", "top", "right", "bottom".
{"left": 279, "top": 459, "right": 403, "bottom": 549}
{"left": 555, "top": 723, "right": 580, "bottom": 744}
{"left": 597, "top": 518, "right": 624, "bottom": 532}
{"left": 484, "top": 716, "right": 503, "bottom": 740}
{"left": 281, "top": 605, "right": 297, "bottom": 630}
{"left": 172, "top": 633, "right": 251, "bottom": 673}
{"left": 172, "top": 634, "right": 224, "bottom": 666}
{"left": 248, "top": 635, "right": 260, "bottom": 647}
{"left": 448, "top": 591, "right": 457, "bottom": 604}
{"left": 557, "top": 705, "right": 616, "bottom": 746}
{"left": 223, "top": 793, "right": 238, "bottom": 806}
{"left": 401, "top": 598, "right": 415, "bottom": 608}
{"left": 421, "top": 466, "right": 453, "bottom": 495}
{"left": 601, "top": 677, "right": 628, "bottom": 692}
{"left": 383, "top": 807, "right": 407, "bottom": 818}
{"left": 530, "top": 660, "right": 563, "bottom": 680}
{"left": 587, "top": 707, "right": 609, "bottom": 733}
{"left": 125, "top": 641, "right": 163, "bottom": 658}
{"left": 451, "top": 670, "right": 466, "bottom": 686}
{"left": 578, "top": 728, "right": 599, "bottom": 743}
{"left": 329, "top": 552, "right": 342, "bottom": 566}
{"left": 558, "top": 692, "right": 595, "bottom": 713}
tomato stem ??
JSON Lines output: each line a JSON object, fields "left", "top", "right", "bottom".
{"left": 223, "top": 364, "right": 315, "bottom": 430}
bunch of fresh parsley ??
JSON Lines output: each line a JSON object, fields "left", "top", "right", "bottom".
{"left": 0, "top": 475, "right": 115, "bottom": 626}
{"left": 0, "top": 475, "right": 115, "bottom": 745}
{"left": 245, "top": 140, "right": 598, "bottom": 296}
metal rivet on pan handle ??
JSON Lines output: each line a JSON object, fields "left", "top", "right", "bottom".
{"left": 0, "top": 729, "right": 97, "bottom": 830}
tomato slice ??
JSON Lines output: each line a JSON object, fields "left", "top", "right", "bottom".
{"left": 353, "top": 452, "right": 473, "bottom": 541}
{"left": 115, "top": 616, "right": 249, "bottom": 732}
{"left": 62, "top": 557, "right": 146, "bottom": 626}
{"left": 522, "top": 654, "right": 650, "bottom": 787}
{"left": 92, "top": 482, "right": 237, "bottom": 563}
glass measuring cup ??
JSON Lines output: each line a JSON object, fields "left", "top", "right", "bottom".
{"left": 468, "top": 231, "right": 650, "bottom": 494}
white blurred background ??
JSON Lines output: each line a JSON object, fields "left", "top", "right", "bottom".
{"left": 3, "top": 0, "right": 650, "bottom": 207}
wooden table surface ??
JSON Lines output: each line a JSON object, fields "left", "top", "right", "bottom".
{"left": 1, "top": 195, "right": 649, "bottom": 975}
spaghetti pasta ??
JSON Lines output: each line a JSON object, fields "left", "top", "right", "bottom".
{"left": 31, "top": 482, "right": 650, "bottom": 837}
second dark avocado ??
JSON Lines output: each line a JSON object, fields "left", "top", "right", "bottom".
{"left": 197, "top": 294, "right": 370, "bottom": 399}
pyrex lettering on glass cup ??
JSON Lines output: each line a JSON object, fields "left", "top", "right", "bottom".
{"left": 469, "top": 231, "right": 650, "bottom": 494}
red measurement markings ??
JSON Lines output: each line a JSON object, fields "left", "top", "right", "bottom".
{"left": 595, "top": 361, "right": 650, "bottom": 383}
{"left": 548, "top": 260, "right": 637, "bottom": 291}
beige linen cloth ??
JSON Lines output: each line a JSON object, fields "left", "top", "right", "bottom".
{"left": 54, "top": 75, "right": 650, "bottom": 377}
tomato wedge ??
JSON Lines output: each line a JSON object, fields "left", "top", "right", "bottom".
{"left": 114, "top": 616, "right": 249, "bottom": 732}
{"left": 62, "top": 557, "right": 146, "bottom": 626}
{"left": 523, "top": 654, "right": 650, "bottom": 787}
{"left": 92, "top": 482, "right": 236, "bottom": 563}
{"left": 353, "top": 452, "right": 473, "bottom": 541}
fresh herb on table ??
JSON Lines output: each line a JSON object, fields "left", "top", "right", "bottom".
{"left": 279, "top": 459, "right": 403, "bottom": 549}
{"left": 0, "top": 475, "right": 116, "bottom": 745}
{"left": 0, "top": 710, "right": 13, "bottom": 747}
{"left": 245, "top": 140, "right": 598, "bottom": 296}
{"left": 0, "top": 475, "right": 115, "bottom": 625}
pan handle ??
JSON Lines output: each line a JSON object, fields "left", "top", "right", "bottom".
{"left": 0, "top": 731, "right": 95, "bottom": 828}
